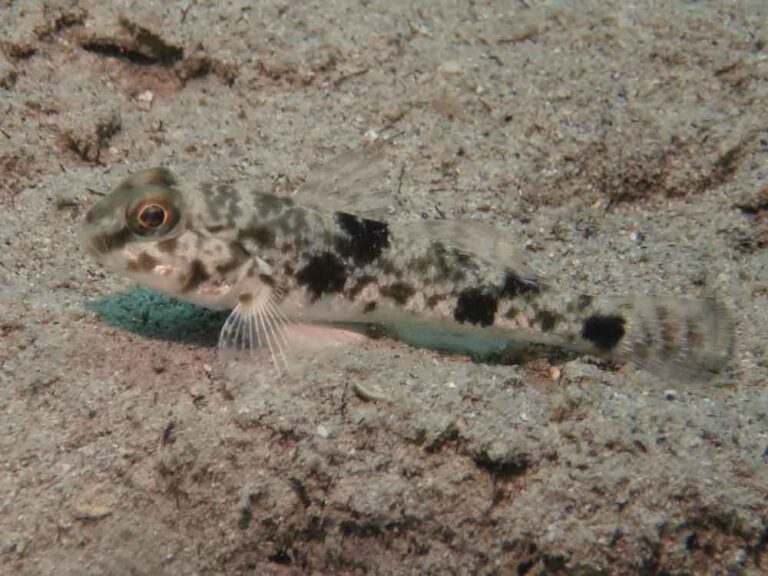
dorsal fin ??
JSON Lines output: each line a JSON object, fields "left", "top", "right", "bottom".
{"left": 391, "top": 218, "right": 542, "bottom": 283}
{"left": 291, "top": 134, "right": 400, "bottom": 218}
{"left": 292, "top": 135, "right": 540, "bottom": 282}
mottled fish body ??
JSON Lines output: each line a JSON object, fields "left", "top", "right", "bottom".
{"left": 80, "top": 153, "right": 733, "bottom": 379}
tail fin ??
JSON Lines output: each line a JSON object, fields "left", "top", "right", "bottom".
{"left": 576, "top": 296, "right": 734, "bottom": 381}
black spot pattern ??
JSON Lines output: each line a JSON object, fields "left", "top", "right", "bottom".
{"left": 535, "top": 310, "right": 559, "bottom": 332}
{"left": 335, "top": 212, "right": 389, "bottom": 264}
{"left": 259, "top": 274, "right": 275, "bottom": 287}
{"left": 238, "top": 224, "right": 275, "bottom": 248}
{"left": 156, "top": 238, "right": 178, "bottom": 253}
{"left": 581, "top": 314, "right": 626, "bottom": 351}
{"left": 200, "top": 183, "right": 244, "bottom": 224}
{"left": 216, "top": 257, "right": 241, "bottom": 275}
{"left": 296, "top": 253, "right": 347, "bottom": 299}
{"left": 426, "top": 294, "right": 446, "bottom": 309}
{"left": 381, "top": 282, "right": 415, "bottom": 305}
{"left": 501, "top": 272, "right": 539, "bottom": 298}
{"left": 182, "top": 259, "right": 210, "bottom": 293}
{"left": 256, "top": 193, "right": 293, "bottom": 217}
{"left": 576, "top": 294, "right": 593, "bottom": 311}
{"left": 347, "top": 275, "right": 376, "bottom": 298}
{"left": 454, "top": 287, "right": 498, "bottom": 327}
{"left": 126, "top": 252, "right": 159, "bottom": 272}
{"left": 363, "top": 301, "right": 377, "bottom": 313}
{"left": 92, "top": 227, "right": 131, "bottom": 254}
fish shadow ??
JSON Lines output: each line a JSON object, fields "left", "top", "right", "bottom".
{"left": 86, "top": 287, "right": 581, "bottom": 365}
{"left": 86, "top": 286, "right": 229, "bottom": 347}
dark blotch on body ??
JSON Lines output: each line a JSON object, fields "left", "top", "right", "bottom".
{"left": 182, "top": 259, "right": 210, "bottom": 293}
{"left": 381, "top": 282, "right": 415, "bottom": 305}
{"left": 126, "top": 252, "right": 159, "bottom": 272}
{"left": 576, "top": 294, "right": 593, "bottom": 311}
{"left": 426, "top": 294, "right": 446, "bottom": 309}
{"left": 415, "top": 244, "right": 467, "bottom": 284}
{"left": 296, "top": 252, "right": 347, "bottom": 299}
{"left": 238, "top": 224, "right": 275, "bottom": 248}
{"left": 568, "top": 294, "right": 594, "bottom": 313}
{"left": 363, "top": 301, "right": 377, "bottom": 313}
{"left": 216, "top": 259, "right": 240, "bottom": 276}
{"left": 581, "top": 314, "right": 626, "bottom": 351}
{"left": 92, "top": 227, "right": 131, "bottom": 254}
{"left": 347, "top": 275, "right": 376, "bottom": 298}
{"left": 335, "top": 212, "right": 390, "bottom": 264}
{"left": 454, "top": 287, "right": 498, "bottom": 327}
{"left": 202, "top": 182, "right": 242, "bottom": 222}
{"left": 259, "top": 274, "right": 275, "bottom": 287}
{"left": 256, "top": 193, "right": 293, "bottom": 218}
{"left": 501, "top": 272, "right": 539, "bottom": 298}
{"left": 535, "top": 310, "right": 559, "bottom": 332}
{"left": 156, "top": 238, "right": 178, "bottom": 254}
{"left": 239, "top": 293, "right": 253, "bottom": 305}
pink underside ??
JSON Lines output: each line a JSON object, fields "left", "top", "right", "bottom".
{"left": 283, "top": 324, "right": 368, "bottom": 351}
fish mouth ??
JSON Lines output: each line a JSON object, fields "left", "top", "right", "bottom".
{"left": 78, "top": 224, "right": 97, "bottom": 257}
{"left": 78, "top": 221, "right": 108, "bottom": 261}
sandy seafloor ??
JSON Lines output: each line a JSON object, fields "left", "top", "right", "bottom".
{"left": 1, "top": 1, "right": 767, "bottom": 574}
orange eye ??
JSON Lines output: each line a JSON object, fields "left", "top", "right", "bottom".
{"left": 126, "top": 186, "right": 181, "bottom": 237}
{"left": 125, "top": 185, "right": 182, "bottom": 240}
{"left": 137, "top": 203, "right": 168, "bottom": 229}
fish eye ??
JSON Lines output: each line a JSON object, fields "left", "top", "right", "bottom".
{"left": 126, "top": 193, "right": 180, "bottom": 238}
{"left": 138, "top": 203, "right": 168, "bottom": 229}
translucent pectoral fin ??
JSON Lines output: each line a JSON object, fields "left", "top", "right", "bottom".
{"left": 218, "top": 292, "right": 291, "bottom": 374}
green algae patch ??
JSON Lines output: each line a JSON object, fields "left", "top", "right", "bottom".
{"left": 86, "top": 285, "right": 228, "bottom": 346}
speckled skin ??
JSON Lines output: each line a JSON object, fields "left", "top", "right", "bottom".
{"left": 80, "top": 167, "right": 734, "bottom": 378}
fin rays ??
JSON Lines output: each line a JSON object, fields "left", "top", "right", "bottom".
{"left": 592, "top": 296, "right": 734, "bottom": 381}
{"left": 291, "top": 134, "right": 400, "bottom": 217}
{"left": 218, "top": 292, "right": 290, "bottom": 373}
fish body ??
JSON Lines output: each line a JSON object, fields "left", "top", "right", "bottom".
{"left": 80, "top": 160, "right": 733, "bottom": 379}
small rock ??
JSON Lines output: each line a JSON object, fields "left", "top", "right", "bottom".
{"left": 6, "top": 537, "right": 26, "bottom": 555}
{"left": 0, "top": 55, "right": 17, "bottom": 89}
{"left": 351, "top": 382, "right": 390, "bottom": 402}
{"left": 438, "top": 61, "right": 463, "bottom": 77}
{"left": 65, "top": 307, "right": 86, "bottom": 321}
{"left": 52, "top": 188, "right": 82, "bottom": 209}
{"left": 73, "top": 503, "right": 112, "bottom": 521}
{"left": 363, "top": 128, "right": 379, "bottom": 143}
{"left": 316, "top": 425, "right": 330, "bottom": 439}
{"left": 136, "top": 89, "right": 155, "bottom": 111}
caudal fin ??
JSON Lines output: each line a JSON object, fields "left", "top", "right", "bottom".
{"left": 577, "top": 296, "right": 734, "bottom": 381}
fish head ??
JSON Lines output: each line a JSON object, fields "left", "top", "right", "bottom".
{"left": 80, "top": 167, "right": 248, "bottom": 309}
